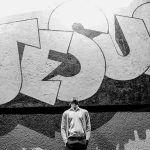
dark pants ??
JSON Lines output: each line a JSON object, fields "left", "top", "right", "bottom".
{"left": 66, "top": 137, "right": 88, "bottom": 150}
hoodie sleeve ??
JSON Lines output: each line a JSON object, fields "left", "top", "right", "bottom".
{"left": 61, "top": 111, "right": 68, "bottom": 144}
{"left": 85, "top": 110, "right": 91, "bottom": 141}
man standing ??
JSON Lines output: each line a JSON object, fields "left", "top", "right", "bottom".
{"left": 61, "top": 98, "right": 91, "bottom": 150}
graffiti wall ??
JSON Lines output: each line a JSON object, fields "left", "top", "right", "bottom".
{"left": 0, "top": 0, "right": 150, "bottom": 149}
{"left": 1, "top": 112, "right": 150, "bottom": 150}
{"left": 0, "top": 0, "right": 150, "bottom": 106}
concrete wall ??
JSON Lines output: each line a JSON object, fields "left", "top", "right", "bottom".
{"left": 0, "top": 0, "right": 150, "bottom": 149}
{"left": 0, "top": 112, "right": 150, "bottom": 150}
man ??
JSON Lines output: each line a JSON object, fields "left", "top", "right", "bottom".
{"left": 61, "top": 98, "right": 91, "bottom": 150}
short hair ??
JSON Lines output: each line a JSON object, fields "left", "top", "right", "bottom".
{"left": 70, "top": 97, "right": 79, "bottom": 105}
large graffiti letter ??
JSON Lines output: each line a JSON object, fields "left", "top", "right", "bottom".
{"left": 133, "top": 2, "right": 150, "bottom": 75}
{"left": 21, "top": 29, "right": 105, "bottom": 103}
{"left": 94, "top": 15, "right": 150, "bottom": 80}
{"left": 21, "top": 31, "right": 72, "bottom": 105}
{"left": 47, "top": 0, "right": 107, "bottom": 102}
{"left": 0, "top": 19, "right": 39, "bottom": 104}
{"left": 51, "top": 32, "right": 105, "bottom": 102}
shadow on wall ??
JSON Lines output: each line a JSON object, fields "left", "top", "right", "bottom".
{"left": 0, "top": 112, "right": 150, "bottom": 150}
{"left": 95, "top": 112, "right": 150, "bottom": 150}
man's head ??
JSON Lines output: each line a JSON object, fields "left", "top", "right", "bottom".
{"left": 70, "top": 97, "right": 79, "bottom": 110}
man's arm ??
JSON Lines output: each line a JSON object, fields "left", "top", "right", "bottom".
{"left": 85, "top": 110, "right": 91, "bottom": 141}
{"left": 61, "top": 112, "right": 68, "bottom": 145}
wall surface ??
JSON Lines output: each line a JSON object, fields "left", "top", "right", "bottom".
{"left": 0, "top": 0, "right": 150, "bottom": 149}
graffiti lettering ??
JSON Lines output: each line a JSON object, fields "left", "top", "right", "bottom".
{"left": 48, "top": 0, "right": 108, "bottom": 33}
{"left": 132, "top": 2, "right": 150, "bottom": 75}
{"left": 94, "top": 15, "right": 150, "bottom": 80}
{"left": 20, "top": 30, "right": 105, "bottom": 103}
{"left": 20, "top": 31, "right": 71, "bottom": 105}
{"left": 42, "top": 50, "right": 81, "bottom": 79}
{"left": 0, "top": 2, "right": 150, "bottom": 105}
{"left": 0, "top": 19, "right": 39, "bottom": 104}
{"left": 54, "top": 33, "right": 105, "bottom": 102}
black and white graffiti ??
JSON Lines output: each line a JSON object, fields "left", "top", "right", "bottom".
{"left": 0, "top": 0, "right": 150, "bottom": 150}
{"left": 0, "top": 0, "right": 150, "bottom": 106}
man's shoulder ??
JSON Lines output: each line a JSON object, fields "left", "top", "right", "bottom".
{"left": 79, "top": 107, "right": 89, "bottom": 113}
{"left": 63, "top": 109, "right": 71, "bottom": 115}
